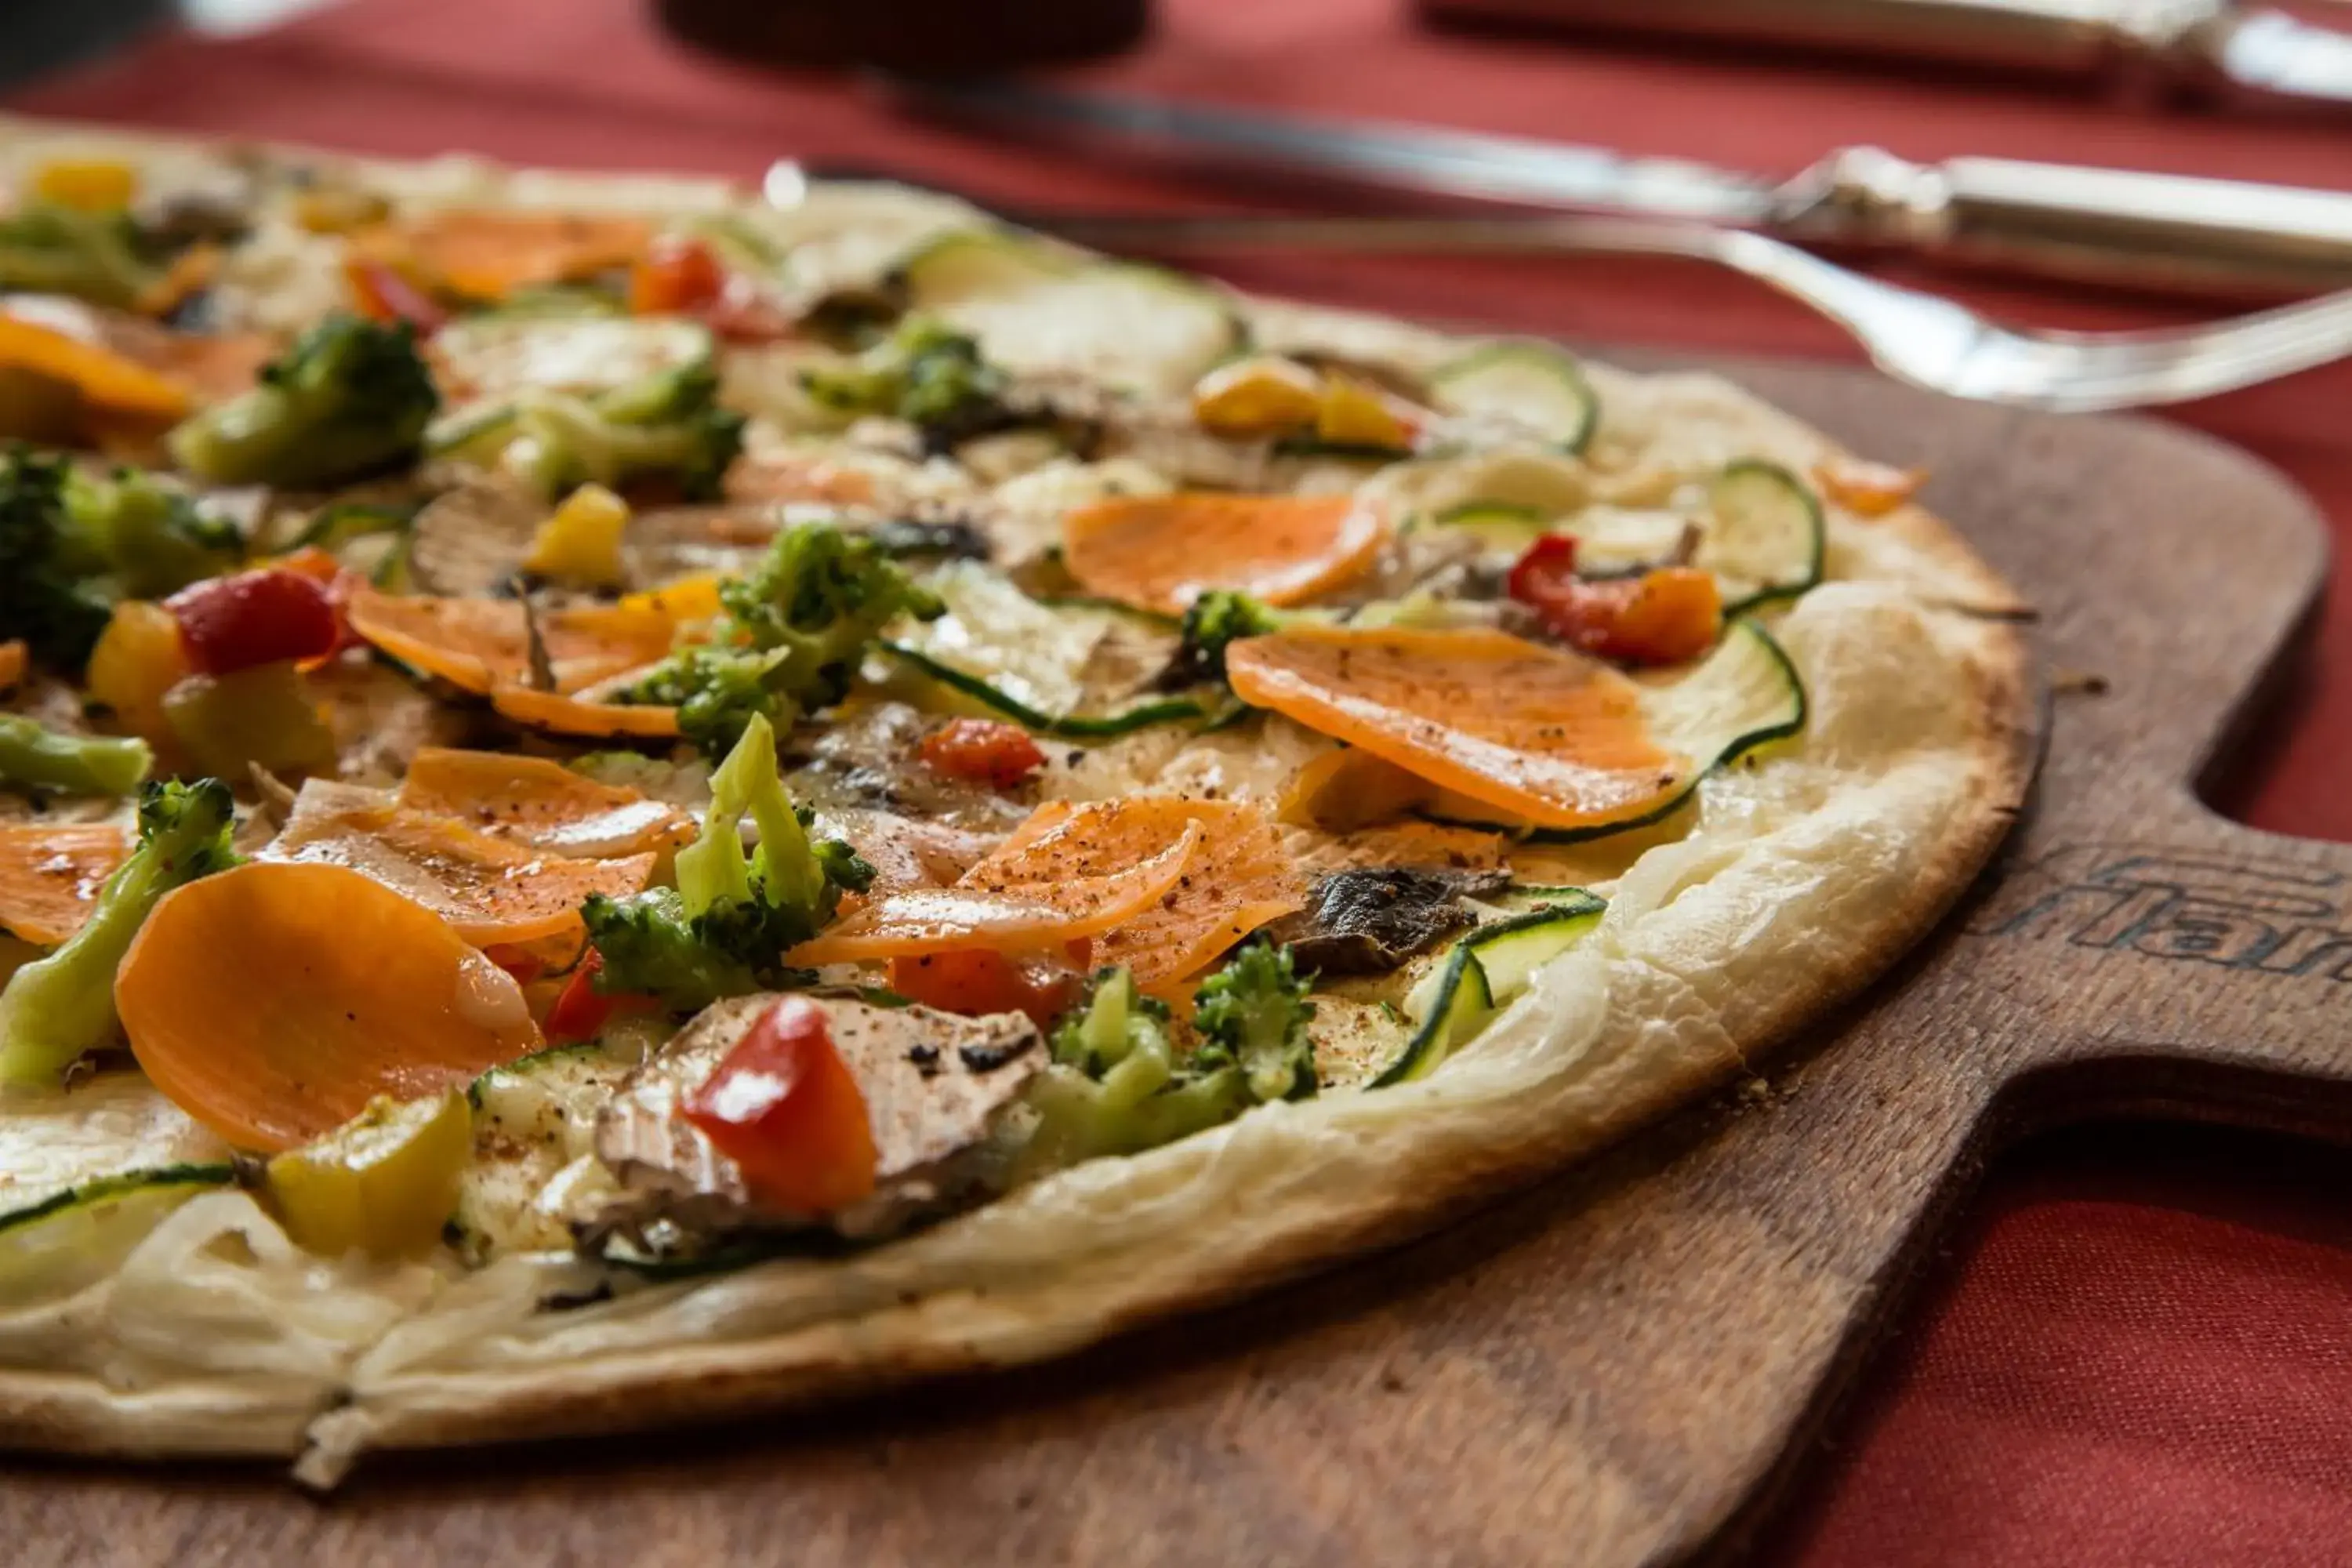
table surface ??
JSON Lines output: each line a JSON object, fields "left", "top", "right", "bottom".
{"left": 10, "top": 2, "right": 2352, "bottom": 1563}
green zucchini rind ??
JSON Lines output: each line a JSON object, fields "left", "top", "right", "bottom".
{"left": 1422, "top": 460, "right": 1824, "bottom": 613}
{"left": 1428, "top": 616, "right": 1807, "bottom": 847}
{"left": 1427, "top": 340, "right": 1600, "bottom": 457}
{"left": 894, "top": 228, "right": 1245, "bottom": 398}
{"left": 1371, "top": 894, "right": 1607, "bottom": 1087}
{"left": 878, "top": 641, "right": 1210, "bottom": 739}
{"left": 1, "top": 1163, "right": 237, "bottom": 1301}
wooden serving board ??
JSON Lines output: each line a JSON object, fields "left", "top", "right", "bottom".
{"left": 5, "top": 352, "right": 2341, "bottom": 1568}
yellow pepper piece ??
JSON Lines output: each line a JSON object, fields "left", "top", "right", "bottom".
{"left": 266, "top": 1089, "right": 473, "bottom": 1258}
{"left": 1191, "top": 354, "right": 1322, "bottom": 439}
{"left": 523, "top": 483, "right": 631, "bottom": 589}
{"left": 31, "top": 158, "right": 137, "bottom": 212}
{"left": 293, "top": 187, "right": 391, "bottom": 236}
{"left": 1316, "top": 375, "right": 1417, "bottom": 452}
{"left": 86, "top": 601, "right": 190, "bottom": 748}
{"left": 162, "top": 662, "right": 338, "bottom": 780}
{"left": 0, "top": 315, "right": 191, "bottom": 423}
{"left": 619, "top": 572, "right": 723, "bottom": 625}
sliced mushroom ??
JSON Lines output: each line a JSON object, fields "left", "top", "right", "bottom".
{"left": 786, "top": 701, "right": 1031, "bottom": 831}
{"left": 591, "top": 993, "right": 1045, "bottom": 1247}
{"left": 1259, "top": 865, "right": 1513, "bottom": 975}
{"left": 405, "top": 476, "right": 550, "bottom": 598}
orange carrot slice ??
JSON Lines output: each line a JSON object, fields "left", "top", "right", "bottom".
{"left": 1086, "top": 800, "right": 1305, "bottom": 987}
{"left": 1061, "top": 493, "right": 1388, "bottom": 615}
{"left": 344, "top": 586, "right": 675, "bottom": 696}
{"left": 398, "top": 747, "right": 694, "bottom": 858}
{"left": 118, "top": 861, "right": 543, "bottom": 1151}
{"left": 0, "top": 314, "right": 191, "bottom": 420}
{"left": 488, "top": 684, "right": 682, "bottom": 739}
{"left": 788, "top": 819, "right": 1202, "bottom": 965}
{"left": 0, "top": 640, "right": 24, "bottom": 691}
{"left": 374, "top": 210, "right": 653, "bottom": 302}
{"left": 0, "top": 824, "right": 127, "bottom": 945}
{"left": 260, "top": 781, "right": 655, "bottom": 947}
{"left": 1225, "top": 626, "right": 1675, "bottom": 831}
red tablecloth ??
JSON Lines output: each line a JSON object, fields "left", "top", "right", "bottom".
{"left": 15, "top": 3, "right": 2352, "bottom": 1561}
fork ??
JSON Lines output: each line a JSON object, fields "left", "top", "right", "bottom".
{"left": 902, "top": 202, "right": 2352, "bottom": 415}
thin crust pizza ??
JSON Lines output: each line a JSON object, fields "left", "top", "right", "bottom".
{"left": 0, "top": 118, "right": 2032, "bottom": 1483}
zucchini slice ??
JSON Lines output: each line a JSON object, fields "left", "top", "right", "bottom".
{"left": 1538, "top": 617, "right": 1806, "bottom": 844}
{"left": 879, "top": 561, "right": 1210, "bottom": 739}
{"left": 433, "top": 317, "right": 716, "bottom": 405}
{"left": 1374, "top": 896, "right": 1606, "bottom": 1087}
{"left": 456, "top": 1036, "right": 644, "bottom": 1260}
{"left": 1428, "top": 341, "right": 1599, "bottom": 456}
{"left": 1699, "top": 459, "right": 1825, "bottom": 612}
{"left": 1372, "top": 940, "right": 1494, "bottom": 1088}
{"left": 895, "top": 229, "right": 1244, "bottom": 399}
{"left": 0, "top": 1163, "right": 234, "bottom": 1301}
{"left": 1425, "top": 460, "right": 1824, "bottom": 612}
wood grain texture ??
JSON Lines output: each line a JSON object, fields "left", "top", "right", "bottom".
{"left": 3, "top": 354, "right": 2338, "bottom": 1568}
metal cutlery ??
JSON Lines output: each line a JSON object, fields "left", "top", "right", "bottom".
{"left": 1419, "top": 0, "right": 2352, "bottom": 111}
{"left": 774, "top": 161, "right": 2352, "bottom": 412}
{"left": 891, "top": 76, "right": 2352, "bottom": 296}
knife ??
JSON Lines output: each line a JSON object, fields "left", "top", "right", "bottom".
{"left": 1417, "top": 0, "right": 2352, "bottom": 109}
{"left": 891, "top": 76, "right": 2352, "bottom": 294}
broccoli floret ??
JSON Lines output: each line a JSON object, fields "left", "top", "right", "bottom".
{"left": 615, "top": 520, "right": 944, "bottom": 759}
{"left": 580, "top": 713, "right": 871, "bottom": 1012}
{"left": 64, "top": 465, "right": 241, "bottom": 599}
{"left": 168, "top": 313, "right": 439, "bottom": 488}
{"left": 0, "top": 449, "right": 248, "bottom": 673}
{"left": 458, "top": 361, "right": 746, "bottom": 501}
{"left": 720, "top": 518, "right": 946, "bottom": 704}
{"left": 1168, "top": 589, "right": 1290, "bottom": 688}
{"left": 0, "top": 778, "right": 239, "bottom": 1083}
{"left": 800, "top": 317, "right": 1014, "bottom": 452}
{"left": 0, "top": 201, "right": 162, "bottom": 307}
{"left": 617, "top": 646, "right": 786, "bottom": 760}
{"left": 1019, "top": 942, "right": 1319, "bottom": 1177}
{"left": 0, "top": 449, "right": 111, "bottom": 673}
{"left": 1191, "top": 938, "right": 1318, "bottom": 1102}
{"left": 0, "top": 715, "right": 151, "bottom": 797}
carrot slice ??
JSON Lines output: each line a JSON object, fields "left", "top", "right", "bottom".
{"left": 488, "top": 684, "right": 682, "bottom": 739}
{"left": 0, "top": 640, "right": 24, "bottom": 691}
{"left": 1062, "top": 493, "right": 1388, "bottom": 615}
{"left": 398, "top": 747, "right": 694, "bottom": 858}
{"left": 788, "top": 820, "right": 1203, "bottom": 965}
{"left": 876, "top": 796, "right": 1303, "bottom": 985}
{"left": 1225, "top": 625, "right": 1675, "bottom": 831}
{"left": 118, "top": 861, "right": 543, "bottom": 1151}
{"left": 372, "top": 209, "right": 653, "bottom": 302}
{"left": 344, "top": 586, "right": 675, "bottom": 696}
{"left": 260, "top": 781, "right": 656, "bottom": 946}
{"left": 1088, "top": 800, "right": 1305, "bottom": 987}
{"left": 0, "top": 314, "right": 191, "bottom": 420}
{"left": 0, "top": 824, "right": 127, "bottom": 945}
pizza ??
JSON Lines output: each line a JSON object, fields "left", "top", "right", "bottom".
{"left": 0, "top": 117, "right": 2032, "bottom": 1482}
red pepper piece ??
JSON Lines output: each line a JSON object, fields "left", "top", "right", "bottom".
{"left": 543, "top": 948, "right": 659, "bottom": 1044}
{"left": 916, "top": 717, "right": 1049, "bottom": 790}
{"left": 165, "top": 568, "right": 345, "bottom": 677}
{"left": 627, "top": 236, "right": 725, "bottom": 316}
{"left": 684, "top": 996, "right": 879, "bottom": 1214}
{"left": 344, "top": 258, "right": 449, "bottom": 335}
{"left": 886, "top": 948, "right": 1086, "bottom": 1031}
{"left": 1506, "top": 535, "right": 1722, "bottom": 667}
